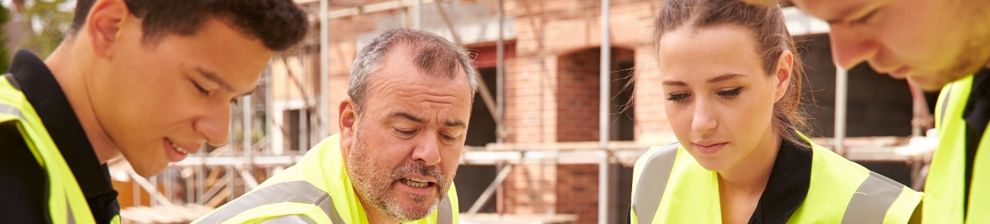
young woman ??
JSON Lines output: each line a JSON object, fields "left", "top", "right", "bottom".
{"left": 629, "top": 0, "right": 922, "bottom": 223}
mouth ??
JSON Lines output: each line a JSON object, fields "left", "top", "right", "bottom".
{"left": 400, "top": 177, "right": 437, "bottom": 188}
{"left": 692, "top": 142, "right": 728, "bottom": 155}
{"left": 395, "top": 176, "right": 440, "bottom": 196}
{"left": 164, "top": 138, "right": 199, "bottom": 162}
{"left": 889, "top": 66, "right": 910, "bottom": 79}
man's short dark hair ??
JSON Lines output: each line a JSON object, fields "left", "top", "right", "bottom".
{"left": 71, "top": 0, "right": 309, "bottom": 51}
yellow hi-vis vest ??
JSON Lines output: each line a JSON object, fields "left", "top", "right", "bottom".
{"left": 923, "top": 74, "right": 990, "bottom": 223}
{"left": 0, "top": 75, "right": 105, "bottom": 224}
{"left": 629, "top": 135, "right": 922, "bottom": 224}
{"left": 194, "top": 134, "right": 459, "bottom": 224}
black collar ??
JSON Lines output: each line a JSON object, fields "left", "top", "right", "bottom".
{"left": 962, "top": 67, "right": 990, "bottom": 217}
{"left": 749, "top": 138, "right": 813, "bottom": 224}
{"left": 9, "top": 50, "right": 119, "bottom": 221}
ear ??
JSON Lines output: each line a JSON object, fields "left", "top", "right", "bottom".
{"left": 773, "top": 50, "right": 794, "bottom": 103}
{"left": 338, "top": 97, "right": 358, "bottom": 155}
{"left": 86, "top": 0, "right": 131, "bottom": 58}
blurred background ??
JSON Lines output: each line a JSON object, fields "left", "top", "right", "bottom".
{"left": 1, "top": 0, "right": 941, "bottom": 223}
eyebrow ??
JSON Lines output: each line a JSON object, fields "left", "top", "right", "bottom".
{"left": 390, "top": 112, "right": 466, "bottom": 128}
{"left": 196, "top": 67, "right": 237, "bottom": 93}
{"left": 391, "top": 112, "right": 425, "bottom": 123}
{"left": 661, "top": 73, "right": 744, "bottom": 86}
{"left": 822, "top": 3, "right": 868, "bottom": 24}
{"left": 707, "top": 73, "right": 744, "bottom": 83}
{"left": 444, "top": 119, "right": 466, "bottom": 129}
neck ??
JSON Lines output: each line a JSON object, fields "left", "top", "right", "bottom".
{"left": 44, "top": 39, "right": 120, "bottom": 164}
{"left": 717, "top": 132, "right": 781, "bottom": 196}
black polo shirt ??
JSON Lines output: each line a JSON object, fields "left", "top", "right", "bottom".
{"left": 747, "top": 138, "right": 812, "bottom": 223}
{"left": 0, "top": 50, "right": 120, "bottom": 223}
{"left": 963, "top": 68, "right": 990, "bottom": 215}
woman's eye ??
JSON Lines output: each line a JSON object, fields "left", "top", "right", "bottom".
{"left": 717, "top": 87, "right": 743, "bottom": 98}
{"left": 666, "top": 93, "right": 690, "bottom": 102}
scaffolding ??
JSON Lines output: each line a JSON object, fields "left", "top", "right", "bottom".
{"left": 104, "top": 1, "right": 937, "bottom": 223}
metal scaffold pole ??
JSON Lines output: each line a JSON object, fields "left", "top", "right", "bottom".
{"left": 319, "top": 0, "right": 330, "bottom": 139}
{"left": 598, "top": 0, "right": 611, "bottom": 223}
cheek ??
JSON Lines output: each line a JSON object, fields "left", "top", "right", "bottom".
{"left": 440, "top": 148, "right": 462, "bottom": 174}
{"left": 663, "top": 102, "right": 694, "bottom": 140}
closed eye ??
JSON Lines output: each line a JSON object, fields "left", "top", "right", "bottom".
{"left": 192, "top": 81, "right": 210, "bottom": 96}
{"left": 394, "top": 128, "right": 417, "bottom": 138}
{"left": 850, "top": 7, "right": 880, "bottom": 25}
{"left": 666, "top": 92, "right": 690, "bottom": 102}
{"left": 717, "top": 87, "right": 743, "bottom": 98}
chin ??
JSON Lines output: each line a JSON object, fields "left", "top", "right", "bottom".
{"left": 693, "top": 157, "right": 726, "bottom": 172}
{"left": 910, "top": 77, "right": 949, "bottom": 91}
{"left": 130, "top": 160, "right": 168, "bottom": 177}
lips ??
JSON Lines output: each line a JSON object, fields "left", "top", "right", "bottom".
{"left": 692, "top": 142, "right": 728, "bottom": 155}
{"left": 889, "top": 66, "right": 910, "bottom": 79}
{"left": 164, "top": 138, "right": 201, "bottom": 162}
{"left": 400, "top": 177, "right": 436, "bottom": 188}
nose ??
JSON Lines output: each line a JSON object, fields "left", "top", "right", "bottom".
{"left": 828, "top": 25, "right": 880, "bottom": 69}
{"left": 691, "top": 99, "right": 718, "bottom": 136}
{"left": 411, "top": 133, "right": 442, "bottom": 166}
{"left": 195, "top": 102, "right": 231, "bottom": 147}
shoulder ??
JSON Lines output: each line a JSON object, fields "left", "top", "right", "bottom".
{"left": 0, "top": 122, "right": 47, "bottom": 222}
{"left": 635, "top": 143, "right": 679, "bottom": 169}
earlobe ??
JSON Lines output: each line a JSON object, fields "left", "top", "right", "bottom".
{"left": 774, "top": 50, "right": 794, "bottom": 102}
{"left": 87, "top": 0, "right": 130, "bottom": 58}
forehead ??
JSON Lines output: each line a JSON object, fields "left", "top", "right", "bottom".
{"left": 363, "top": 44, "right": 473, "bottom": 113}
{"left": 162, "top": 19, "right": 271, "bottom": 88}
{"left": 791, "top": 0, "right": 868, "bottom": 21}
{"left": 658, "top": 25, "right": 765, "bottom": 81}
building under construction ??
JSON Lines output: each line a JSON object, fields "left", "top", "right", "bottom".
{"left": 2, "top": 0, "right": 941, "bottom": 223}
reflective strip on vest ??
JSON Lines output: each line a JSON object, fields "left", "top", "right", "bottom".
{"left": 0, "top": 102, "right": 24, "bottom": 120}
{"left": 841, "top": 172, "right": 902, "bottom": 223}
{"left": 1, "top": 75, "right": 96, "bottom": 224}
{"left": 197, "top": 181, "right": 344, "bottom": 223}
{"left": 437, "top": 194, "right": 454, "bottom": 224}
{"left": 198, "top": 180, "right": 457, "bottom": 224}
{"left": 631, "top": 141, "right": 915, "bottom": 223}
{"left": 261, "top": 215, "right": 316, "bottom": 224}
{"left": 631, "top": 144, "right": 678, "bottom": 224}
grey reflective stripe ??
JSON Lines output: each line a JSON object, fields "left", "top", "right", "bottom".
{"left": 261, "top": 215, "right": 315, "bottom": 224}
{"left": 67, "top": 199, "right": 75, "bottom": 224}
{"left": 3, "top": 73, "right": 21, "bottom": 90}
{"left": 197, "top": 181, "right": 344, "bottom": 224}
{"left": 631, "top": 143, "right": 678, "bottom": 224}
{"left": 437, "top": 196, "right": 453, "bottom": 224}
{"left": 841, "top": 172, "right": 903, "bottom": 224}
{"left": 939, "top": 84, "right": 954, "bottom": 125}
{"left": 0, "top": 103, "right": 24, "bottom": 120}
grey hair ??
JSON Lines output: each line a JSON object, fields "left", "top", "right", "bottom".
{"left": 348, "top": 28, "right": 479, "bottom": 110}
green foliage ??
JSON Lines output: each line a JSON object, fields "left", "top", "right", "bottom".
{"left": 1, "top": 4, "right": 10, "bottom": 73}
{"left": 22, "top": 0, "right": 74, "bottom": 58}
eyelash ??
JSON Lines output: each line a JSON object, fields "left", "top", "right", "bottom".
{"left": 717, "top": 87, "right": 743, "bottom": 98}
{"left": 850, "top": 8, "right": 879, "bottom": 25}
{"left": 667, "top": 93, "right": 690, "bottom": 102}
{"left": 192, "top": 81, "right": 210, "bottom": 96}
{"left": 395, "top": 128, "right": 417, "bottom": 137}
{"left": 666, "top": 87, "right": 743, "bottom": 102}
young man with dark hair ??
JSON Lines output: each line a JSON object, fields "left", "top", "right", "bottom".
{"left": 0, "top": 0, "right": 308, "bottom": 223}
